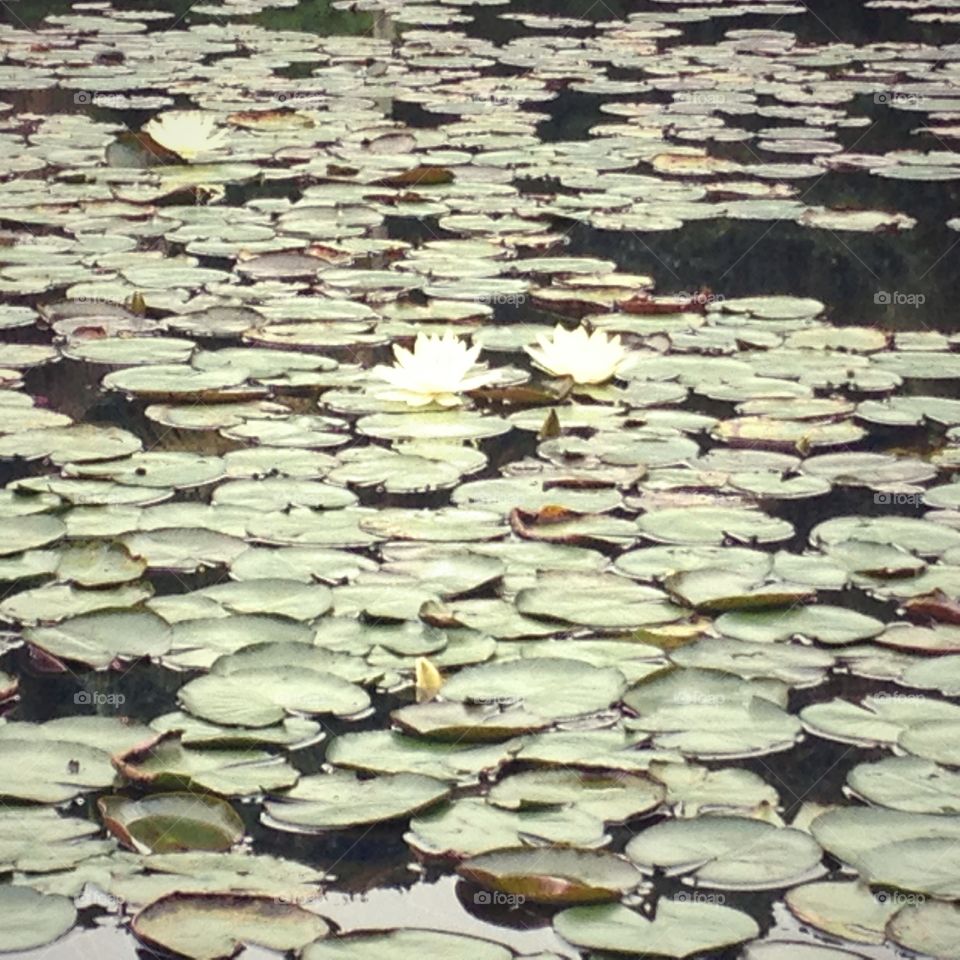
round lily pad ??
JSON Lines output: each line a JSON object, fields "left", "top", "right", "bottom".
{"left": 302, "top": 930, "right": 511, "bottom": 960}
{"left": 440, "top": 658, "right": 626, "bottom": 721}
{"left": 488, "top": 768, "right": 664, "bottom": 823}
{"left": 132, "top": 893, "right": 329, "bottom": 960}
{"left": 638, "top": 507, "right": 794, "bottom": 546}
{"left": 405, "top": 797, "right": 608, "bottom": 859}
{"left": 458, "top": 847, "right": 641, "bottom": 904}
{"left": 625, "top": 816, "right": 824, "bottom": 890}
{"left": 0, "top": 738, "right": 115, "bottom": 802}
{"left": 178, "top": 667, "right": 370, "bottom": 727}
{"left": 887, "top": 900, "right": 960, "bottom": 960}
{"left": 99, "top": 792, "right": 244, "bottom": 853}
{"left": 262, "top": 771, "right": 449, "bottom": 832}
{"left": 26, "top": 610, "right": 172, "bottom": 668}
{"left": 553, "top": 900, "right": 760, "bottom": 958}
{"left": 716, "top": 606, "right": 884, "bottom": 646}
{"left": 0, "top": 886, "right": 76, "bottom": 951}
{"left": 847, "top": 756, "right": 960, "bottom": 814}
{"left": 785, "top": 880, "right": 896, "bottom": 945}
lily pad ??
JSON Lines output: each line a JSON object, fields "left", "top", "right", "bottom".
{"left": 0, "top": 738, "right": 115, "bottom": 802}
{"left": 262, "top": 771, "right": 449, "bottom": 832}
{"left": 132, "top": 893, "right": 329, "bottom": 960}
{"left": 405, "top": 797, "right": 608, "bottom": 858}
{"left": 458, "top": 847, "right": 641, "bottom": 904}
{"left": 178, "top": 667, "right": 370, "bottom": 727}
{"left": 440, "top": 658, "right": 626, "bottom": 721}
{"left": 625, "top": 816, "right": 824, "bottom": 890}
{"left": 99, "top": 793, "right": 244, "bottom": 853}
{"left": 302, "top": 930, "right": 511, "bottom": 960}
{"left": 0, "top": 886, "right": 76, "bottom": 952}
{"left": 553, "top": 900, "right": 760, "bottom": 957}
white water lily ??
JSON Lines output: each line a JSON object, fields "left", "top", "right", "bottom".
{"left": 526, "top": 325, "right": 629, "bottom": 384}
{"left": 373, "top": 331, "right": 499, "bottom": 407}
{"left": 142, "top": 111, "right": 229, "bottom": 161}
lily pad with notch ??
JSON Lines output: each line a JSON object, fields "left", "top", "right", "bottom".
{"left": 262, "top": 771, "right": 449, "bottom": 833}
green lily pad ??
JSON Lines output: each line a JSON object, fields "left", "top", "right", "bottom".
{"left": 0, "top": 812, "right": 108, "bottom": 880}
{"left": 0, "top": 737, "right": 115, "bottom": 802}
{"left": 262, "top": 771, "right": 449, "bottom": 832}
{"left": 0, "top": 514, "right": 65, "bottom": 556}
{"left": 152, "top": 712, "right": 321, "bottom": 750}
{"left": 810, "top": 806, "right": 960, "bottom": 882}
{"left": 132, "top": 893, "right": 329, "bottom": 960}
{"left": 716, "top": 605, "right": 884, "bottom": 646}
{"left": 26, "top": 610, "right": 172, "bottom": 668}
{"left": 785, "top": 880, "right": 896, "bottom": 945}
{"left": 900, "top": 719, "right": 960, "bottom": 764}
{"left": 302, "top": 930, "right": 511, "bottom": 960}
{"left": 670, "top": 638, "right": 834, "bottom": 687}
{"left": 665, "top": 569, "right": 814, "bottom": 611}
{"left": 178, "top": 667, "right": 369, "bottom": 727}
{"left": 650, "top": 762, "right": 779, "bottom": 818}
{"left": 391, "top": 701, "right": 551, "bottom": 741}
{"left": 327, "top": 730, "right": 519, "bottom": 783}
{"left": 488, "top": 768, "right": 664, "bottom": 822}
{"left": 515, "top": 575, "right": 682, "bottom": 629}
{"left": 847, "top": 756, "right": 960, "bottom": 813}
{"left": 405, "top": 797, "right": 607, "bottom": 859}
{"left": 115, "top": 735, "right": 299, "bottom": 797}
{"left": 0, "top": 886, "right": 76, "bottom": 952}
{"left": 638, "top": 507, "right": 794, "bottom": 545}
{"left": 459, "top": 847, "right": 641, "bottom": 904}
{"left": 99, "top": 793, "right": 244, "bottom": 853}
{"left": 811, "top": 516, "right": 960, "bottom": 557}
{"left": 625, "top": 816, "right": 824, "bottom": 890}
{"left": 440, "top": 657, "right": 626, "bottom": 721}
{"left": 800, "top": 694, "right": 960, "bottom": 747}
{"left": 553, "top": 900, "right": 759, "bottom": 958}
{"left": 887, "top": 900, "right": 960, "bottom": 959}
{"left": 0, "top": 424, "right": 142, "bottom": 464}
{"left": 900, "top": 653, "right": 960, "bottom": 695}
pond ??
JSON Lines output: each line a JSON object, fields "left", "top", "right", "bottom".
{"left": 1, "top": 0, "right": 960, "bottom": 958}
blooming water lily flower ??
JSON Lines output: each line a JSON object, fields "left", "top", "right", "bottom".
{"left": 373, "top": 331, "right": 499, "bottom": 407}
{"left": 142, "top": 111, "right": 229, "bottom": 161}
{"left": 525, "top": 325, "right": 628, "bottom": 384}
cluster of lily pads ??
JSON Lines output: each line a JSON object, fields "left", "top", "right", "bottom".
{"left": 4, "top": 0, "right": 960, "bottom": 959}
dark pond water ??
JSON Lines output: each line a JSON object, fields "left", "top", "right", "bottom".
{"left": 3, "top": 0, "right": 960, "bottom": 958}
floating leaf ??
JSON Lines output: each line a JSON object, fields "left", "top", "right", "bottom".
{"left": 99, "top": 793, "right": 244, "bottom": 854}
{"left": 0, "top": 886, "right": 76, "bottom": 952}
{"left": 262, "top": 771, "right": 449, "bottom": 832}
{"left": 553, "top": 900, "right": 759, "bottom": 957}
{"left": 132, "top": 893, "right": 329, "bottom": 960}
